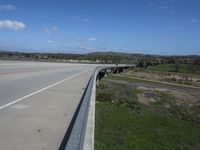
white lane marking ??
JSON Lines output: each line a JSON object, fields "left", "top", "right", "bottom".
{"left": 0, "top": 69, "right": 91, "bottom": 110}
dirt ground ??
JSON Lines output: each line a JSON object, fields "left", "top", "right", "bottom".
{"left": 105, "top": 78, "right": 200, "bottom": 123}
{"left": 124, "top": 69, "right": 200, "bottom": 87}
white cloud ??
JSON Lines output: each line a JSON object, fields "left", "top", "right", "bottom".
{"left": 0, "top": 20, "right": 26, "bottom": 30}
{"left": 88, "top": 37, "right": 97, "bottom": 41}
{"left": 52, "top": 26, "right": 59, "bottom": 32}
{"left": 71, "top": 16, "right": 91, "bottom": 23}
{"left": 44, "top": 28, "right": 51, "bottom": 34}
{"left": 71, "top": 16, "right": 79, "bottom": 19}
{"left": 153, "top": 0, "right": 175, "bottom": 15}
{"left": 159, "top": 5, "right": 171, "bottom": 9}
{"left": 192, "top": 19, "right": 199, "bottom": 23}
{"left": 0, "top": 4, "right": 15, "bottom": 10}
{"left": 43, "top": 26, "right": 59, "bottom": 34}
{"left": 47, "top": 40, "right": 53, "bottom": 44}
{"left": 39, "top": 14, "right": 50, "bottom": 18}
{"left": 81, "top": 19, "right": 90, "bottom": 22}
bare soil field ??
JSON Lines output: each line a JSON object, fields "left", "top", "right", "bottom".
{"left": 124, "top": 69, "right": 200, "bottom": 87}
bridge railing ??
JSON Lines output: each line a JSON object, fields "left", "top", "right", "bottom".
{"left": 60, "top": 65, "right": 134, "bottom": 150}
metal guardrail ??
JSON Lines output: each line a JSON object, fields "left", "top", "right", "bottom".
{"left": 59, "top": 65, "right": 134, "bottom": 150}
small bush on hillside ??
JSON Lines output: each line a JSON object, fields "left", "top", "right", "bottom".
{"left": 96, "top": 92, "right": 114, "bottom": 102}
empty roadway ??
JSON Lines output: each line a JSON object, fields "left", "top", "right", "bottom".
{"left": 0, "top": 61, "right": 97, "bottom": 150}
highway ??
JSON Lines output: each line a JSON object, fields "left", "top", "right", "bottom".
{"left": 0, "top": 61, "right": 97, "bottom": 150}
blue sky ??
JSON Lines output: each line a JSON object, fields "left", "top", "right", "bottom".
{"left": 0, "top": 0, "right": 200, "bottom": 55}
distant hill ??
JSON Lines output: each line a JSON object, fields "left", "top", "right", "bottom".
{"left": 87, "top": 51, "right": 199, "bottom": 58}
{"left": 0, "top": 50, "right": 199, "bottom": 66}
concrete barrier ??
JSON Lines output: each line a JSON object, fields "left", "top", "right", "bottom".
{"left": 62, "top": 65, "right": 135, "bottom": 150}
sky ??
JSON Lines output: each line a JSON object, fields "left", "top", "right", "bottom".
{"left": 0, "top": 0, "right": 200, "bottom": 55}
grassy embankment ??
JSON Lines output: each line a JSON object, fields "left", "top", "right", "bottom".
{"left": 95, "top": 75, "right": 200, "bottom": 150}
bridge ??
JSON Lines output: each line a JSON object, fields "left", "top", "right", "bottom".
{"left": 0, "top": 61, "right": 134, "bottom": 150}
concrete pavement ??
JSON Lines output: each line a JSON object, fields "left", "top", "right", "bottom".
{"left": 0, "top": 61, "right": 96, "bottom": 150}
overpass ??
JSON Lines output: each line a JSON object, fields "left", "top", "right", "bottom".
{"left": 0, "top": 61, "right": 134, "bottom": 150}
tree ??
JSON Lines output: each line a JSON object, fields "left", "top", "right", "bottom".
{"left": 175, "top": 63, "right": 180, "bottom": 72}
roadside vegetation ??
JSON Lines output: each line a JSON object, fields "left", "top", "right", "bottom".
{"left": 95, "top": 75, "right": 200, "bottom": 150}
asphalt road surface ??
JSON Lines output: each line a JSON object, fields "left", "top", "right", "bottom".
{"left": 0, "top": 61, "right": 97, "bottom": 150}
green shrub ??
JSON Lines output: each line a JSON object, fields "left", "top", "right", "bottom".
{"left": 96, "top": 92, "right": 114, "bottom": 102}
